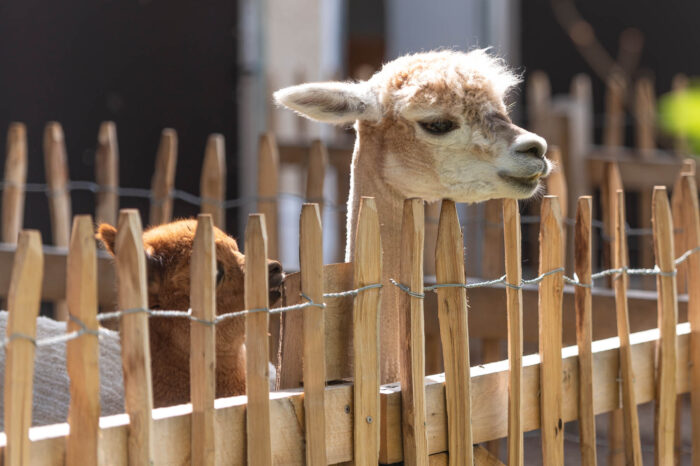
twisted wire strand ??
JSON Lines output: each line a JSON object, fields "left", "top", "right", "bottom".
{"left": 0, "top": 180, "right": 349, "bottom": 213}
{"left": 392, "top": 245, "right": 699, "bottom": 298}
{"left": 0, "top": 180, "right": 680, "bottom": 234}
{"left": 1, "top": 284, "right": 381, "bottom": 348}
{"left": 1, "top": 241, "right": 697, "bottom": 347}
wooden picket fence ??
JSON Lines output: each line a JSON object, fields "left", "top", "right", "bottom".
{"left": 0, "top": 120, "right": 699, "bottom": 465}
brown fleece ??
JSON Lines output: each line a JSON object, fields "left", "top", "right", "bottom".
{"left": 97, "top": 219, "right": 283, "bottom": 408}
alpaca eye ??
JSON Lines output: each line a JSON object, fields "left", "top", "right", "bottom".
{"left": 216, "top": 262, "right": 225, "bottom": 285}
{"left": 419, "top": 119, "right": 457, "bottom": 135}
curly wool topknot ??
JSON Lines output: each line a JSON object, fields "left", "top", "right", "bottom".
{"left": 367, "top": 49, "right": 521, "bottom": 119}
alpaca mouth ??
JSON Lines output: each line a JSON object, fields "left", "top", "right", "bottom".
{"left": 498, "top": 172, "right": 542, "bottom": 191}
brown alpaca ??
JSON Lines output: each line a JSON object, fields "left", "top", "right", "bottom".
{"left": 275, "top": 49, "right": 551, "bottom": 383}
{"left": 97, "top": 219, "right": 284, "bottom": 408}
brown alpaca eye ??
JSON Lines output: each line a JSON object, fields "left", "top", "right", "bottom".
{"left": 216, "top": 262, "right": 224, "bottom": 285}
{"left": 419, "top": 119, "right": 457, "bottom": 135}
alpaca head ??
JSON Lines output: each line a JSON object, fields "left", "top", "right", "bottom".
{"left": 275, "top": 49, "right": 551, "bottom": 203}
{"left": 97, "top": 219, "right": 284, "bottom": 315}
{"left": 97, "top": 219, "right": 284, "bottom": 402}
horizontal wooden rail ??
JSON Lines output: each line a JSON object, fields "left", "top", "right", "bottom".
{"left": 4, "top": 323, "right": 692, "bottom": 465}
{"left": 0, "top": 243, "right": 115, "bottom": 306}
{"left": 587, "top": 151, "right": 689, "bottom": 189}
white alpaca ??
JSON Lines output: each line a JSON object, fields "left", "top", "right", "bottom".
{"left": 276, "top": 49, "right": 551, "bottom": 383}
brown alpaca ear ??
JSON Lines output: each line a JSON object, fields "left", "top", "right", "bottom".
{"left": 96, "top": 223, "right": 117, "bottom": 255}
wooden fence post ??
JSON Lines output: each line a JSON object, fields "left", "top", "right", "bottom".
{"left": 3, "top": 230, "right": 43, "bottom": 466}
{"left": 604, "top": 72, "right": 626, "bottom": 148}
{"left": 44, "top": 122, "right": 71, "bottom": 321}
{"left": 257, "top": 133, "right": 279, "bottom": 260}
{"left": 398, "top": 198, "right": 428, "bottom": 466}
{"left": 527, "top": 70, "right": 551, "bottom": 139}
{"left": 245, "top": 214, "right": 272, "bottom": 466}
{"left": 190, "top": 214, "right": 216, "bottom": 466}
{"left": 66, "top": 216, "right": 100, "bottom": 466}
{"left": 503, "top": 198, "right": 523, "bottom": 466}
{"left": 150, "top": 128, "right": 178, "bottom": 226}
{"left": 95, "top": 122, "right": 119, "bottom": 226}
{"left": 573, "top": 196, "right": 597, "bottom": 466}
{"left": 353, "top": 197, "right": 382, "bottom": 465}
{"left": 200, "top": 134, "right": 226, "bottom": 230}
{"left": 300, "top": 203, "right": 327, "bottom": 465}
{"left": 305, "top": 140, "right": 327, "bottom": 210}
{"left": 602, "top": 161, "right": 623, "bottom": 285}
{"left": 671, "top": 160, "right": 696, "bottom": 294}
{"left": 115, "top": 210, "right": 154, "bottom": 464}
{"left": 481, "top": 197, "right": 504, "bottom": 457}
{"left": 2, "top": 123, "right": 27, "bottom": 244}
{"left": 435, "top": 199, "right": 473, "bottom": 466}
{"left": 680, "top": 174, "right": 700, "bottom": 465}
{"left": 652, "top": 186, "right": 679, "bottom": 465}
{"left": 635, "top": 77, "right": 656, "bottom": 156}
{"left": 538, "top": 196, "right": 564, "bottom": 465}
{"left": 602, "top": 161, "right": 625, "bottom": 466}
{"left": 613, "top": 190, "right": 644, "bottom": 465}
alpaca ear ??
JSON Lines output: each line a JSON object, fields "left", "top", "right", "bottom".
{"left": 96, "top": 223, "right": 117, "bottom": 255}
{"left": 274, "top": 82, "right": 380, "bottom": 124}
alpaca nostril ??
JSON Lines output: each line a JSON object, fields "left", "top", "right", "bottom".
{"left": 268, "top": 261, "right": 284, "bottom": 288}
{"left": 268, "top": 261, "right": 282, "bottom": 276}
{"left": 512, "top": 136, "right": 547, "bottom": 159}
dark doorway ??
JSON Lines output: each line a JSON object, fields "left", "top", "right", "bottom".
{"left": 0, "top": 0, "right": 239, "bottom": 239}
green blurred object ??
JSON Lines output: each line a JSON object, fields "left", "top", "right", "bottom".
{"left": 659, "top": 82, "right": 700, "bottom": 155}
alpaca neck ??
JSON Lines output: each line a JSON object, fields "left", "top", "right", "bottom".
{"left": 346, "top": 122, "right": 405, "bottom": 384}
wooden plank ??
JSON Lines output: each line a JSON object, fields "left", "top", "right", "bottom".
{"left": 537, "top": 196, "right": 564, "bottom": 465}
{"left": 604, "top": 71, "right": 626, "bottom": 148}
{"left": 5, "top": 323, "right": 698, "bottom": 465}
{"left": 94, "top": 121, "right": 119, "bottom": 226}
{"left": 634, "top": 76, "right": 656, "bottom": 156}
{"left": 680, "top": 174, "right": 700, "bottom": 466}
{"left": 305, "top": 140, "right": 327, "bottom": 210}
{"left": 300, "top": 204, "right": 327, "bottom": 465}
{"left": 480, "top": 197, "right": 504, "bottom": 457}
{"left": 603, "top": 162, "right": 625, "bottom": 466}
{"left": 398, "top": 198, "right": 428, "bottom": 466}
{"left": 190, "top": 215, "right": 216, "bottom": 466}
{"left": 3, "top": 230, "right": 43, "bottom": 466}
{"left": 0, "top": 244, "right": 115, "bottom": 306}
{"left": 257, "top": 133, "right": 279, "bottom": 260}
{"left": 545, "top": 145, "right": 571, "bottom": 272}
{"left": 545, "top": 146, "right": 568, "bottom": 220}
{"left": 587, "top": 152, "right": 687, "bottom": 190}
{"left": 613, "top": 190, "right": 644, "bottom": 465}
{"left": 2, "top": 123, "right": 27, "bottom": 244}
{"left": 149, "top": 128, "right": 178, "bottom": 226}
{"left": 672, "top": 168, "right": 691, "bottom": 466}
{"left": 65, "top": 216, "right": 100, "bottom": 466}
{"left": 502, "top": 199, "right": 523, "bottom": 466}
{"left": 573, "top": 196, "right": 597, "bottom": 466}
{"left": 672, "top": 159, "right": 695, "bottom": 294}
{"left": 526, "top": 70, "right": 551, "bottom": 139}
{"left": 424, "top": 202, "right": 443, "bottom": 376}
{"left": 435, "top": 200, "right": 473, "bottom": 466}
{"left": 115, "top": 210, "right": 154, "bottom": 464}
{"left": 245, "top": 214, "right": 272, "bottom": 466}
{"left": 200, "top": 134, "right": 226, "bottom": 230}
{"left": 652, "top": 186, "right": 679, "bottom": 465}
{"left": 601, "top": 161, "right": 623, "bottom": 287}
{"left": 43, "top": 122, "right": 71, "bottom": 322}
{"left": 352, "top": 197, "right": 382, "bottom": 465}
